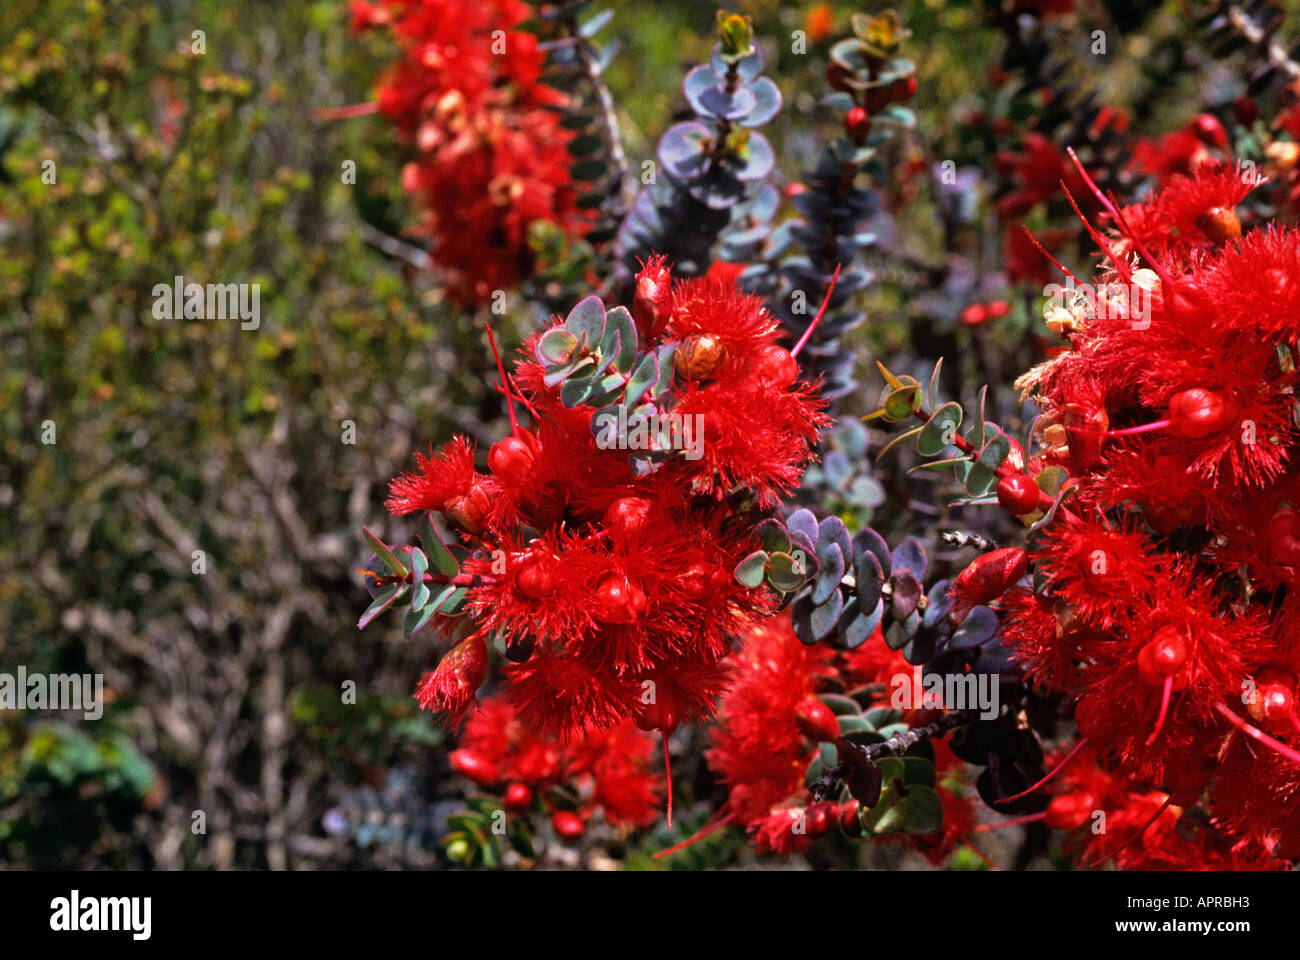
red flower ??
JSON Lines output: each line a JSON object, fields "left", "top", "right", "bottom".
{"left": 357, "top": 0, "right": 586, "bottom": 304}
{"left": 379, "top": 261, "right": 828, "bottom": 742}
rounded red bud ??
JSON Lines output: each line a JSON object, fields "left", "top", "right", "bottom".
{"left": 1232, "top": 95, "right": 1258, "bottom": 127}
{"left": 593, "top": 575, "right": 646, "bottom": 623}
{"left": 844, "top": 106, "right": 870, "bottom": 143}
{"left": 987, "top": 299, "right": 1010, "bottom": 319}
{"left": 633, "top": 681, "right": 681, "bottom": 734}
{"left": 443, "top": 482, "right": 491, "bottom": 534}
{"left": 960, "top": 303, "right": 989, "bottom": 327}
{"left": 603, "top": 496, "right": 652, "bottom": 539}
{"left": 515, "top": 554, "right": 557, "bottom": 600}
{"left": 996, "top": 473, "right": 1041, "bottom": 515}
{"left": 754, "top": 343, "right": 799, "bottom": 389}
{"left": 504, "top": 782, "right": 533, "bottom": 813}
{"left": 675, "top": 334, "right": 728, "bottom": 381}
{"left": 1195, "top": 205, "right": 1241, "bottom": 244}
{"left": 1045, "top": 791, "right": 1096, "bottom": 831}
{"left": 1167, "top": 387, "right": 1237, "bottom": 439}
{"left": 1191, "top": 113, "right": 1228, "bottom": 151}
{"left": 1247, "top": 666, "right": 1297, "bottom": 729}
{"left": 953, "top": 547, "right": 1029, "bottom": 606}
{"left": 839, "top": 799, "right": 862, "bottom": 836}
{"left": 1261, "top": 508, "right": 1300, "bottom": 567}
{"left": 1136, "top": 627, "right": 1189, "bottom": 686}
{"left": 449, "top": 749, "right": 496, "bottom": 786}
{"left": 805, "top": 803, "right": 833, "bottom": 837}
{"left": 551, "top": 810, "right": 585, "bottom": 841}
{"left": 794, "top": 697, "right": 840, "bottom": 743}
{"left": 488, "top": 436, "right": 536, "bottom": 487}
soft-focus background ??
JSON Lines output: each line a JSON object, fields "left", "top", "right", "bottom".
{"left": 0, "top": 0, "right": 1285, "bottom": 868}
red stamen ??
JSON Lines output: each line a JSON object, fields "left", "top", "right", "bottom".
{"left": 1065, "top": 147, "right": 1177, "bottom": 292}
{"left": 653, "top": 810, "right": 736, "bottom": 860}
{"left": 1215, "top": 701, "right": 1300, "bottom": 765}
{"left": 1145, "top": 676, "right": 1175, "bottom": 746}
{"left": 1060, "top": 181, "right": 1132, "bottom": 285}
{"left": 662, "top": 732, "right": 674, "bottom": 830}
{"left": 962, "top": 838, "right": 1004, "bottom": 871}
{"left": 972, "top": 811, "right": 1048, "bottom": 832}
{"left": 485, "top": 321, "right": 519, "bottom": 438}
{"left": 313, "top": 101, "right": 380, "bottom": 121}
{"left": 791, "top": 263, "right": 842, "bottom": 358}
{"left": 998, "top": 736, "right": 1090, "bottom": 803}
{"left": 1088, "top": 796, "right": 1172, "bottom": 869}
{"left": 1019, "top": 225, "right": 1081, "bottom": 285}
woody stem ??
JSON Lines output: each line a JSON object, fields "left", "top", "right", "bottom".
{"left": 809, "top": 710, "right": 975, "bottom": 803}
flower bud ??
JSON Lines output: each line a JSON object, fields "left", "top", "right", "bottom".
{"left": 1261, "top": 508, "right": 1300, "bottom": 567}
{"left": 504, "top": 782, "right": 533, "bottom": 813}
{"left": 1136, "top": 627, "right": 1189, "bottom": 686}
{"left": 1246, "top": 666, "right": 1297, "bottom": 731}
{"left": 952, "top": 547, "right": 1029, "bottom": 608}
{"left": 593, "top": 575, "right": 647, "bottom": 623}
{"left": 603, "top": 496, "right": 652, "bottom": 539}
{"left": 794, "top": 697, "right": 840, "bottom": 743}
{"left": 1195, "top": 206, "right": 1241, "bottom": 244}
{"left": 996, "top": 473, "right": 1040, "bottom": 515}
{"left": 633, "top": 255, "right": 672, "bottom": 344}
{"left": 1167, "top": 387, "right": 1237, "bottom": 439}
{"left": 515, "top": 553, "right": 557, "bottom": 599}
{"left": 552, "top": 810, "right": 585, "bottom": 841}
{"left": 805, "top": 803, "right": 834, "bottom": 837}
{"left": 449, "top": 748, "right": 497, "bottom": 785}
{"left": 960, "top": 303, "right": 989, "bottom": 327}
{"left": 633, "top": 679, "right": 681, "bottom": 733}
{"left": 844, "top": 106, "right": 870, "bottom": 143}
{"left": 488, "top": 435, "right": 536, "bottom": 486}
{"left": 1191, "top": 113, "right": 1227, "bottom": 151}
{"left": 753, "top": 343, "right": 799, "bottom": 388}
{"left": 443, "top": 482, "right": 491, "bottom": 534}
{"left": 675, "top": 334, "right": 728, "bottom": 381}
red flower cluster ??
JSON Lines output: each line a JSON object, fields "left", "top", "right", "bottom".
{"left": 1039, "top": 744, "right": 1280, "bottom": 870}
{"left": 351, "top": 0, "right": 585, "bottom": 304}
{"left": 385, "top": 259, "right": 828, "bottom": 740}
{"left": 707, "top": 611, "right": 976, "bottom": 861}
{"left": 449, "top": 696, "right": 660, "bottom": 830}
{"left": 1004, "top": 158, "right": 1300, "bottom": 864}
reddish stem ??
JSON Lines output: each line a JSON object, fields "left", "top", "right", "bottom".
{"left": 1145, "top": 677, "right": 1175, "bottom": 746}
{"left": 653, "top": 810, "right": 736, "bottom": 860}
{"left": 1214, "top": 701, "right": 1300, "bottom": 765}
{"left": 972, "top": 811, "right": 1047, "bottom": 832}
{"left": 485, "top": 321, "right": 519, "bottom": 438}
{"left": 313, "top": 101, "right": 380, "bottom": 121}
{"left": 997, "top": 736, "right": 1089, "bottom": 804}
{"left": 791, "top": 263, "right": 842, "bottom": 358}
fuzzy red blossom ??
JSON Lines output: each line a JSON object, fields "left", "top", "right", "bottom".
{"left": 451, "top": 696, "right": 659, "bottom": 828}
{"left": 1006, "top": 158, "right": 1300, "bottom": 865}
{"left": 376, "top": 260, "right": 828, "bottom": 743}
{"left": 707, "top": 612, "right": 976, "bottom": 861}
{"left": 353, "top": 0, "right": 585, "bottom": 304}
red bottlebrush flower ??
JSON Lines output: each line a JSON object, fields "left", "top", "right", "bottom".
{"left": 414, "top": 632, "right": 489, "bottom": 724}
{"left": 1004, "top": 155, "right": 1300, "bottom": 866}
{"left": 452, "top": 696, "right": 660, "bottom": 828}
{"left": 386, "top": 436, "right": 480, "bottom": 517}
{"left": 356, "top": 0, "right": 587, "bottom": 304}
{"left": 374, "top": 268, "right": 828, "bottom": 747}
